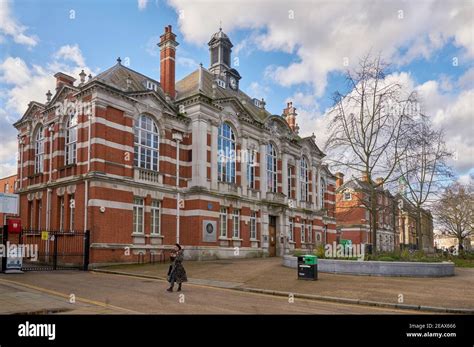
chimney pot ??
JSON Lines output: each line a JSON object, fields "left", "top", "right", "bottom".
{"left": 335, "top": 172, "right": 344, "bottom": 188}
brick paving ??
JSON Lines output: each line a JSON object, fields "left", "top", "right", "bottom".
{"left": 101, "top": 257, "right": 474, "bottom": 310}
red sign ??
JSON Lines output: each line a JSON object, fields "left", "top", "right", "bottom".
{"left": 7, "top": 218, "right": 21, "bottom": 234}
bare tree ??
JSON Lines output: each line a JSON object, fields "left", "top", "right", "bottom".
{"left": 397, "top": 115, "right": 453, "bottom": 250}
{"left": 325, "top": 53, "right": 417, "bottom": 252}
{"left": 433, "top": 183, "right": 474, "bottom": 251}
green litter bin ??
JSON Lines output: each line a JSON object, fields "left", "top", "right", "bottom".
{"left": 297, "top": 255, "right": 318, "bottom": 280}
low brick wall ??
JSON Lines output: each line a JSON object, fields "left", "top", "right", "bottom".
{"left": 283, "top": 255, "right": 455, "bottom": 277}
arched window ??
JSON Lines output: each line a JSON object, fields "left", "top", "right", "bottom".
{"left": 34, "top": 126, "right": 44, "bottom": 174}
{"left": 300, "top": 157, "right": 309, "bottom": 201}
{"left": 134, "top": 115, "right": 160, "bottom": 171}
{"left": 320, "top": 178, "right": 327, "bottom": 209}
{"left": 218, "top": 122, "right": 236, "bottom": 183}
{"left": 266, "top": 143, "right": 277, "bottom": 193}
{"left": 65, "top": 114, "right": 77, "bottom": 165}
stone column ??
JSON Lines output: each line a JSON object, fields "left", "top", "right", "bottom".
{"left": 241, "top": 137, "right": 248, "bottom": 196}
{"left": 191, "top": 117, "right": 208, "bottom": 187}
{"left": 317, "top": 167, "right": 322, "bottom": 209}
{"left": 282, "top": 152, "right": 288, "bottom": 197}
{"left": 295, "top": 157, "right": 301, "bottom": 204}
{"left": 259, "top": 141, "right": 267, "bottom": 197}
{"left": 311, "top": 165, "right": 317, "bottom": 209}
{"left": 210, "top": 122, "right": 218, "bottom": 190}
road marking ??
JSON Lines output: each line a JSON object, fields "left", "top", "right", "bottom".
{"left": 0, "top": 278, "right": 140, "bottom": 314}
{"left": 91, "top": 271, "right": 423, "bottom": 314}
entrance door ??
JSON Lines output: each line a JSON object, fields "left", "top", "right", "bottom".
{"left": 268, "top": 216, "right": 277, "bottom": 257}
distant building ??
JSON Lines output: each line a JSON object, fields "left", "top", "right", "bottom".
{"left": 434, "top": 233, "right": 471, "bottom": 251}
{"left": 335, "top": 173, "right": 397, "bottom": 252}
{"left": 0, "top": 174, "right": 18, "bottom": 224}
{"left": 395, "top": 194, "right": 434, "bottom": 253}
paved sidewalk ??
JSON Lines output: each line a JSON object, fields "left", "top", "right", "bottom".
{"left": 98, "top": 258, "right": 474, "bottom": 311}
{"left": 0, "top": 277, "right": 124, "bottom": 314}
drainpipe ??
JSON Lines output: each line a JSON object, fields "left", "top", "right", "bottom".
{"left": 172, "top": 131, "right": 183, "bottom": 244}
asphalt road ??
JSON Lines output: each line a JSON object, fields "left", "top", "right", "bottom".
{"left": 0, "top": 271, "right": 426, "bottom": 314}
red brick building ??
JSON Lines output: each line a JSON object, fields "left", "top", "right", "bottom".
{"left": 0, "top": 174, "right": 18, "bottom": 223}
{"left": 13, "top": 26, "right": 336, "bottom": 265}
{"left": 335, "top": 173, "right": 398, "bottom": 252}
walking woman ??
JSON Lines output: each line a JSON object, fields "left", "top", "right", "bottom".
{"left": 167, "top": 244, "right": 188, "bottom": 292}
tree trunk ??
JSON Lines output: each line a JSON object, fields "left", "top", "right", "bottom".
{"left": 370, "top": 187, "right": 377, "bottom": 254}
{"left": 416, "top": 207, "right": 423, "bottom": 251}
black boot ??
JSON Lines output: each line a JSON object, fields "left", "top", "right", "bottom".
{"left": 177, "top": 283, "right": 182, "bottom": 292}
{"left": 167, "top": 284, "right": 174, "bottom": 292}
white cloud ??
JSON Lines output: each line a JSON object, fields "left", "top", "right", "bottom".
{"left": 54, "top": 44, "right": 85, "bottom": 67}
{"left": 168, "top": 0, "right": 473, "bottom": 97}
{"left": 246, "top": 81, "right": 270, "bottom": 100}
{"left": 176, "top": 56, "right": 198, "bottom": 69}
{"left": 0, "top": 44, "right": 92, "bottom": 176}
{"left": 138, "top": 0, "right": 149, "bottom": 10}
{"left": 0, "top": 0, "right": 38, "bottom": 47}
{"left": 293, "top": 70, "right": 473, "bottom": 176}
{"left": 0, "top": 57, "right": 30, "bottom": 84}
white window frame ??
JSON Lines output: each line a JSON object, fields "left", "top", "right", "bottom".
{"left": 59, "top": 196, "right": 65, "bottom": 231}
{"left": 300, "top": 157, "right": 309, "bottom": 201}
{"left": 266, "top": 143, "right": 277, "bottom": 193}
{"left": 287, "top": 166, "right": 292, "bottom": 197}
{"left": 29, "top": 201, "right": 34, "bottom": 230}
{"left": 37, "top": 200, "right": 42, "bottom": 230}
{"left": 308, "top": 223, "right": 312, "bottom": 243}
{"left": 250, "top": 211, "right": 257, "bottom": 239}
{"left": 289, "top": 218, "right": 294, "bottom": 241}
{"left": 134, "top": 115, "right": 160, "bottom": 171}
{"left": 232, "top": 209, "right": 240, "bottom": 238}
{"left": 220, "top": 207, "right": 228, "bottom": 237}
{"left": 247, "top": 149, "right": 256, "bottom": 189}
{"left": 301, "top": 220, "right": 306, "bottom": 243}
{"left": 34, "top": 126, "right": 44, "bottom": 174}
{"left": 65, "top": 114, "right": 78, "bottom": 165}
{"left": 151, "top": 200, "right": 161, "bottom": 235}
{"left": 69, "top": 194, "right": 75, "bottom": 231}
{"left": 133, "top": 197, "right": 144, "bottom": 234}
{"left": 320, "top": 178, "right": 326, "bottom": 209}
{"left": 218, "top": 122, "right": 236, "bottom": 183}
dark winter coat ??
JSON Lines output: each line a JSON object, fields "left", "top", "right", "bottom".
{"left": 168, "top": 250, "right": 188, "bottom": 284}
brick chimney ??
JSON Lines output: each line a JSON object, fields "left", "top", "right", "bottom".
{"left": 158, "top": 25, "right": 179, "bottom": 99}
{"left": 54, "top": 72, "right": 76, "bottom": 91}
{"left": 283, "top": 101, "right": 298, "bottom": 132}
{"left": 335, "top": 172, "right": 344, "bottom": 188}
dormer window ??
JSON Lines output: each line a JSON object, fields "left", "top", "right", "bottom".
{"left": 253, "top": 98, "right": 261, "bottom": 107}
{"left": 343, "top": 190, "right": 352, "bottom": 201}
{"left": 145, "top": 80, "right": 158, "bottom": 91}
{"left": 216, "top": 79, "right": 226, "bottom": 88}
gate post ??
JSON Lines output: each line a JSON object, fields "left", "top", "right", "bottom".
{"left": 83, "top": 230, "right": 90, "bottom": 271}
{"left": 1, "top": 225, "right": 7, "bottom": 273}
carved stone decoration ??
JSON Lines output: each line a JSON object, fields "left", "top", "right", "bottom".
{"left": 27, "top": 193, "right": 34, "bottom": 201}
{"left": 57, "top": 187, "right": 65, "bottom": 196}
{"left": 66, "top": 185, "right": 76, "bottom": 195}
{"left": 35, "top": 191, "right": 43, "bottom": 200}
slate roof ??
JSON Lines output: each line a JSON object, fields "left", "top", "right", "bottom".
{"left": 175, "top": 67, "right": 272, "bottom": 123}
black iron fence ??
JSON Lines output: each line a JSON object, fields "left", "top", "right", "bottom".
{"left": 15, "top": 229, "right": 90, "bottom": 271}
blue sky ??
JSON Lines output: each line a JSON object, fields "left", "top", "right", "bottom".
{"left": 0, "top": 0, "right": 473, "bottom": 182}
